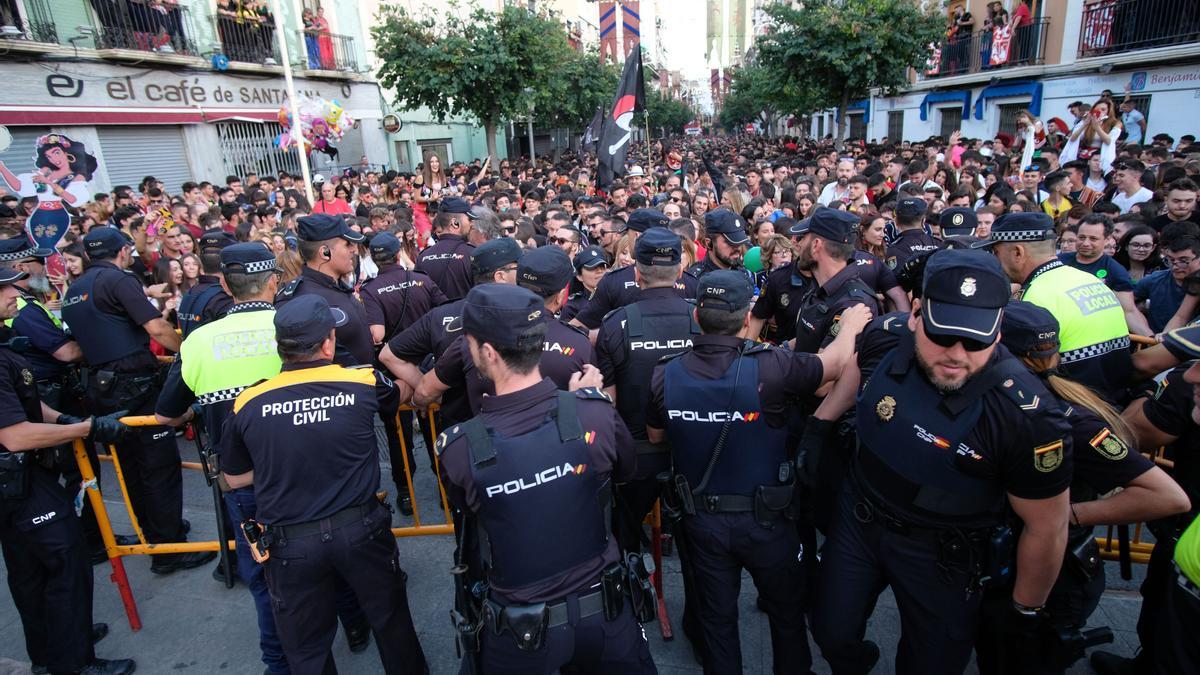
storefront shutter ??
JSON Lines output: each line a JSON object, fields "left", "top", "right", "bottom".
{"left": 98, "top": 126, "right": 192, "bottom": 193}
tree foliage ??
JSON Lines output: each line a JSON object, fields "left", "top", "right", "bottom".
{"left": 717, "top": 63, "right": 801, "bottom": 135}
{"left": 372, "top": 3, "right": 575, "bottom": 157}
{"left": 536, "top": 48, "right": 619, "bottom": 130}
{"left": 756, "top": 0, "right": 944, "bottom": 145}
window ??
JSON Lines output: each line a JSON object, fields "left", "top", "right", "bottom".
{"left": 1122, "top": 95, "right": 1152, "bottom": 140}
{"left": 216, "top": 121, "right": 301, "bottom": 179}
{"left": 417, "top": 141, "right": 452, "bottom": 166}
{"left": 817, "top": 115, "right": 825, "bottom": 138}
{"left": 997, "top": 103, "right": 1027, "bottom": 137}
{"left": 939, "top": 106, "right": 963, "bottom": 140}
{"left": 394, "top": 141, "right": 410, "bottom": 170}
{"left": 888, "top": 111, "right": 904, "bottom": 143}
{"left": 848, "top": 113, "right": 867, "bottom": 140}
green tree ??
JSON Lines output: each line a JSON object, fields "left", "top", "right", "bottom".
{"left": 717, "top": 64, "right": 794, "bottom": 135}
{"left": 536, "top": 48, "right": 619, "bottom": 130}
{"left": 372, "top": 3, "right": 576, "bottom": 158}
{"left": 756, "top": 0, "right": 943, "bottom": 146}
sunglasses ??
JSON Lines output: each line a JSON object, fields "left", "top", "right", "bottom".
{"left": 924, "top": 329, "right": 994, "bottom": 352}
{"left": 502, "top": 226, "right": 517, "bottom": 234}
{"left": 549, "top": 236, "right": 575, "bottom": 246}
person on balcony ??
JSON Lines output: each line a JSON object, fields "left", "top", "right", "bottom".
{"left": 315, "top": 5, "right": 334, "bottom": 69}
{"left": 302, "top": 8, "right": 320, "bottom": 69}
{"left": 1011, "top": 0, "right": 1034, "bottom": 64}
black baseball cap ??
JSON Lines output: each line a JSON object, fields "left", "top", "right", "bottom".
{"left": 461, "top": 284, "right": 545, "bottom": 349}
{"left": 198, "top": 229, "right": 237, "bottom": 251}
{"left": 0, "top": 236, "right": 51, "bottom": 262}
{"left": 1000, "top": 300, "right": 1059, "bottom": 360}
{"left": 921, "top": 249, "right": 1010, "bottom": 342}
{"left": 972, "top": 212, "right": 1056, "bottom": 248}
{"left": 704, "top": 210, "right": 750, "bottom": 246}
{"left": 518, "top": 246, "right": 573, "bottom": 296}
{"left": 0, "top": 266, "right": 27, "bottom": 286}
{"left": 275, "top": 294, "right": 347, "bottom": 346}
{"left": 220, "top": 242, "right": 276, "bottom": 273}
{"left": 368, "top": 232, "right": 401, "bottom": 258}
{"left": 440, "top": 197, "right": 479, "bottom": 220}
{"left": 1163, "top": 325, "right": 1200, "bottom": 360}
{"left": 939, "top": 207, "right": 978, "bottom": 236}
{"left": 297, "top": 214, "right": 365, "bottom": 243}
{"left": 695, "top": 270, "right": 753, "bottom": 311}
{"left": 896, "top": 197, "right": 927, "bottom": 219}
{"left": 635, "top": 227, "right": 682, "bottom": 266}
{"left": 573, "top": 245, "right": 609, "bottom": 273}
{"left": 83, "top": 226, "right": 131, "bottom": 258}
{"left": 470, "top": 237, "right": 522, "bottom": 277}
{"left": 787, "top": 216, "right": 812, "bottom": 236}
{"left": 807, "top": 208, "right": 858, "bottom": 244}
{"left": 627, "top": 208, "right": 671, "bottom": 233}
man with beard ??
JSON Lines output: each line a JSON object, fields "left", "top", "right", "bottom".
{"left": 686, "top": 209, "right": 755, "bottom": 288}
{"left": 0, "top": 237, "right": 83, "bottom": 387}
{"left": 791, "top": 209, "right": 881, "bottom": 354}
{"left": 817, "top": 158, "right": 855, "bottom": 206}
{"left": 813, "top": 249, "right": 1072, "bottom": 675}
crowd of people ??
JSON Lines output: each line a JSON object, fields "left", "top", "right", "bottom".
{"left": 2, "top": 93, "right": 1200, "bottom": 675}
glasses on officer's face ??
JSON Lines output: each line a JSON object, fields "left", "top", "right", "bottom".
{"left": 924, "top": 330, "right": 995, "bottom": 352}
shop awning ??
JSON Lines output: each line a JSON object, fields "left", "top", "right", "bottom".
{"left": 919, "top": 91, "right": 971, "bottom": 121}
{"left": 973, "top": 81, "right": 1042, "bottom": 119}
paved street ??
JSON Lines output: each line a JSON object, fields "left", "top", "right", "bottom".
{"left": 0, "top": 432, "right": 1142, "bottom": 674}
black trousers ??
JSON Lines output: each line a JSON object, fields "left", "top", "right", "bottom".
{"left": 683, "top": 511, "right": 811, "bottom": 675}
{"left": 1155, "top": 564, "right": 1200, "bottom": 673}
{"left": 86, "top": 376, "right": 185, "bottom": 543}
{"left": 474, "top": 599, "right": 656, "bottom": 675}
{"left": 263, "top": 504, "right": 427, "bottom": 675}
{"left": 813, "top": 486, "right": 980, "bottom": 675}
{"left": 38, "top": 379, "right": 104, "bottom": 550}
{"left": 387, "top": 409, "right": 438, "bottom": 493}
{"left": 0, "top": 468, "right": 94, "bottom": 673}
{"left": 1133, "top": 531, "right": 1178, "bottom": 673}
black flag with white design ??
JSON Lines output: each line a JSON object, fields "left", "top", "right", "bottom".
{"left": 597, "top": 49, "right": 645, "bottom": 187}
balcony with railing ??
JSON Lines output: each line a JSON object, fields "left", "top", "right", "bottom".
{"left": 88, "top": 0, "right": 200, "bottom": 55}
{"left": 1079, "top": 0, "right": 1200, "bottom": 58}
{"left": 215, "top": 8, "right": 279, "bottom": 65}
{"left": 0, "top": 0, "right": 57, "bottom": 43}
{"left": 298, "top": 29, "right": 358, "bottom": 72}
{"left": 923, "top": 18, "right": 1051, "bottom": 79}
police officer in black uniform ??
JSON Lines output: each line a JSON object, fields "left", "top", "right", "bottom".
{"left": 685, "top": 209, "right": 755, "bottom": 287}
{"left": 885, "top": 197, "right": 942, "bottom": 271}
{"left": 812, "top": 249, "right": 1073, "bottom": 675}
{"left": 939, "top": 206, "right": 980, "bottom": 247}
{"left": 747, "top": 221, "right": 814, "bottom": 344}
{"left": 176, "top": 229, "right": 236, "bottom": 337}
{"left": 594, "top": 228, "right": 700, "bottom": 554}
{"left": 435, "top": 284, "right": 656, "bottom": 674}
{"left": 571, "top": 209, "right": 698, "bottom": 331}
{"left": 559, "top": 245, "right": 608, "bottom": 324}
{"left": 0, "top": 266, "right": 136, "bottom": 675}
{"left": 416, "top": 197, "right": 478, "bottom": 301}
{"left": 645, "top": 270, "right": 871, "bottom": 674}
{"left": 61, "top": 228, "right": 215, "bottom": 574}
{"left": 222, "top": 295, "right": 428, "bottom": 675}
{"left": 791, "top": 209, "right": 881, "bottom": 354}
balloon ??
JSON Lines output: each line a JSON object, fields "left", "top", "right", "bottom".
{"left": 277, "top": 106, "right": 291, "bottom": 129}
{"left": 744, "top": 246, "right": 763, "bottom": 273}
{"left": 313, "top": 137, "right": 328, "bottom": 150}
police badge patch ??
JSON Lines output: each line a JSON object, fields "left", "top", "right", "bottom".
{"left": 876, "top": 395, "right": 896, "bottom": 422}
{"left": 21, "top": 369, "right": 33, "bottom": 385}
{"left": 780, "top": 294, "right": 789, "bottom": 307}
{"left": 1034, "top": 440, "right": 1064, "bottom": 472}
{"left": 1089, "top": 428, "right": 1129, "bottom": 460}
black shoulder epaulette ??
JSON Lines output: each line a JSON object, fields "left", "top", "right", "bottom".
{"left": 434, "top": 420, "right": 472, "bottom": 456}
{"left": 877, "top": 312, "right": 912, "bottom": 335}
{"left": 277, "top": 278, "right": 302, "bottom": 299}
{"left": 657, "top": 350, "right": 687, "bottom": 364}
{"left": 991, "top": 363, "right": 1046, "bottom": 414}
{"left": 567, "top": 291, "right": 584, "bottom": 301}
{"left": 562, "top": 321, "right": 590, "bottom": 338}
{"left": 347, "top": 364, "right": 373, "bottom": 369}
{"left": 573, "top": 386, "right": 613, "bottom": 403}
{"left": 600, "top": 305, "right": 625, "bottom": 325}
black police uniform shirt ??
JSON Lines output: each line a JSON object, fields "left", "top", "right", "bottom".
{"left": 434, "top": 320, "right": 595, "bottom": 413}
{"left": 385, "top": 298, "right": 470, "bottom": 422}
{"left": 793, "top": 263, "right": 881, "bottom": 353}
{"left": 9, "top": 288, "right": 72, "bottom": 381}
{"left": 685, "top": 257, "right": 755, "bottom": 288}
{"left": 645, "top": 334, "right": 825, "bottom": 431}
{"left": 850, "top": 249, "right": 901, "bottom": 296}
{"left": 751, "top": 265, "right": 814, "bottom": 344}
{"left": 558, "top": 289, "right": 590, "bottom": 324}
{"left": 1057, "top": 253, "right": 1136, "bottom": 293}
{"left": 1062, "top": 403, "right": 1153, "bottom": 503}
{"left": 854, "top": 314, "right": 1073, "bottom": 505}
{"left": 415, "top": 233, "right": 475, "bottom": 301}
{"left": 64, "top": 260, "right": 160, "bottom": 372}
{"left": 177, "top": 275, "right": 233, "bottom": 335}
{"left": 885, "top": 229, "right": 943, "bottom": 271}
{"left": 436, "top": 378, "right": 635, "bottom": 604}
{"left": 360, "top": 265, "right": 448, "bottom": 341}
{"left": 222, "top": 361, "right": 392, "bottom": 526}
{"left": 0, "top": 326, "right": 44, "bottom": 442}
{"left": 573, "top": 265, "right": 698, "bottom": 330}
{"left": 1140, "top": 365, "right": 1200, "bottom": 513}
{"left": 276, "top": 267, "right": 373, "bottom": 366}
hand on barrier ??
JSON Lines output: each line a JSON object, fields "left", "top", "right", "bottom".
{"left": 90, "top": 410, "right": 133, "bottom": 445}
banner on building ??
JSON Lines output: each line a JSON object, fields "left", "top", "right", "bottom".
{"left": 599, "top": 1, "right": 619, "bottom": 65}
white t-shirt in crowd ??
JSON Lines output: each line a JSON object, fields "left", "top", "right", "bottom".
{"left": 1112, "top": 186, "right": 1153, "bottom": 214}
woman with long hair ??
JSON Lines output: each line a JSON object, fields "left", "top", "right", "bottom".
{"left": 984, "top": 183, "right": 1015, "bottom": 214}
{"left": 613, "top": 232, "right": 637, "bottom": 269}
{"left": 797, "top": 194, "right": 816, "bottom": 218}
{"left": 179, "top": 252, "right": 201, "bottom": 292}
{"left": 151, "top": 257, "right": 184, "bottom": 322}
{"left": 932, "top": 164, "right": 958, "bottom": 195}
{"left": 1063, "top": 97, "right": 1123, "bottom": 173}
{"left": 392, "top": 221, "right": 420, "bottom": 269}
{"left": 275, "top": 248, "right": 305, "bottom": 283}
{"left": 412, "top": 151, "right": 448, "bottom": 244}
{"left": 857, "top": 211, "right": 888, "bottom": 259}
{"left": 1014, "top": 109, "right": 1046, "bottom": 169}
{"left": 1113, "top": 225, "right": 1162, "bottom": 282}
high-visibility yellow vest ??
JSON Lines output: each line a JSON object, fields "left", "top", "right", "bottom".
{"left": 1020, "top": 260, "right": 1129, "bottom": 365}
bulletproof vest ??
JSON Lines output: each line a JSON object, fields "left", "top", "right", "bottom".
{"left": 61, "top": 265, "right": 148, "bottom": 366}
{"left": 177, "top": 283, "right": 225, "bottom": 338}
{"left": 615, "top": 300, "right": 701, "bottom": 440}
{"left": 463, "top": 392, "right": 610, "bottom": 589}
{"left": 794, "top": 276, "right": 876, "bottom": 354}
{"left": 856, "top": 334, "right": 1023, "bottom": 528}
{"left": 663, "top": 349, "right": 790, "bottom": 497}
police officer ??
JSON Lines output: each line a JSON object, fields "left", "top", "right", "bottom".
{"left": 559, "top": 245, "right": 609, "bottom": 324}
{"left": 61, "top": 227, "right": 215, "bottom": 574}
{"left": 0, "top": 237, "right": 82, "bottom": 392}
{"left": 813, "top": 250, "right": 1072, "bottom": 675}
{"left": 362, "top": 232, "right": 448, "bottom": 347}
{"left": 975, "top": 301, "right": 1189, "bottom": 674}
{"left": 686, "top": 209, "right": 755, "bottom": 287}
{"left": 571, "top": 209, "right": 698, "bottom": 331}
{"left": 747, "top": 219, "right": 814, "bottom": 344}
{"left": 416, "top": 197, "right": 478, "bottom": 301}
{"left": 0, "top": 266, "right": 136, "bottom": 675}
{"left": 885, "top": 197, "right": 942, "bottom": 271}
{"left": 644, "top": 270, "right": 871, "bottom": 674}
{"left": 594, "top": 227, "right": 700, "bottom": 554}
{"left": 176, "top": 229, "right": 236, "bottom": 337}
{"left": 939, "top": 206, "right": 980, "bottom": 247}
{"left": 221, "top": 295, "right": 428, "bottom": 675}
{"left": 791, "top": 209, "right": 881, "bottom": 354}
{"left": 974, "top": 212, "right": 1132, "bottom": 400}
{"left": 435, "top": 284, "right": 655, "bottom": 674}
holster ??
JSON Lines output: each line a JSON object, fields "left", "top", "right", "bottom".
{"left": 670, "top": 473, "right": 696, "bottom": 516}
{"left": 978, "top": 525, "right": 1015, "bottom": 589}
{"left": 600, "top": 562, "right": 625, "bottom": 621}
{"left": 92, "top": 369, "right": 118, "bottom": 396}
{"left": 240, "top": 518, "right": 271, "bottom": 563}
{"left": 0, "top": 453, "right": 31, "bottom": 501}
{"left": 754, "top": 484, "right": 795, "bottom": 529}
{"left": 485, "top": 600, "right": 548, "bottom": 652}
{"left": 623, "top": 552, "right": 658, "bottom": 624}
{"left": 1066, "top": 529, "right": 1102, "bottom": 581}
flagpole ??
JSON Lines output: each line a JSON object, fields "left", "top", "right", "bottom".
{"left": 644, "top": 110, "right": 651, "bottom": 173}
{"left": 272, "top": 0, "right": 314, "bottom": 206}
